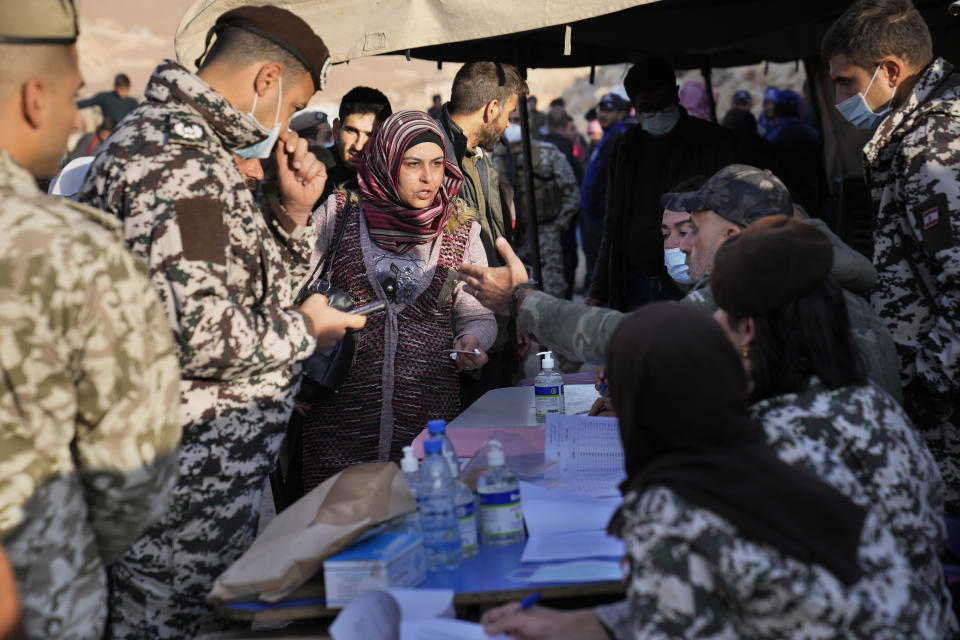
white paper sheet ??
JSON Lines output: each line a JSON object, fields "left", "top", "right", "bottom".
{"left": 544, "top": 415, "right": 624, "bottom": 475}
{"left": 519, "top": 482, "right": 620, "bottom": 536}
{"left": 400, "top": 619, "right": 511, "bottom": 640}
{"left": 329, "top": 590, "right": 400, "bottom": 640}
{"left": 521, "top": 530, "right": 625, "bottom": 563}
{"left": 387, "top": 588, "right": 455, "bottom": 620}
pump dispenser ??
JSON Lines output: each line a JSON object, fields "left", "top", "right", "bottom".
{"left": 534, "top": 351, "right": 564, "bottom": 422}
{"left": 477, "top": 440, "right": 524, "bottom": 546}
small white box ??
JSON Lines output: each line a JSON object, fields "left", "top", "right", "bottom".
{"left": 323, "top": 532, "right": 426, "bottom": 607}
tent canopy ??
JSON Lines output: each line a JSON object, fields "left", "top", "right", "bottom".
{"left": 174, "top": 0, "right": 656, "bottom": 70}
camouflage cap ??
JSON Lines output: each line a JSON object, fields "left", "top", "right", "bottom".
{"left": 0, "top": 0, "right": 78, "bottom": 44}
{"left": 672, "top": 164, "right": 792, "bottom": 227}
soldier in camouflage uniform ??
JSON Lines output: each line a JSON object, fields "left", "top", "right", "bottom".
{"left": 0, "top": 3, "right": 182, "bottom": 639}
{"left": 824, "top": 0, "right": 960, "bottom": 515}
{"left": 76, "top": 7, "right": 365, "bottom": 638}
{"left": 493, "top": 117, "right": 580, "bottom": 299}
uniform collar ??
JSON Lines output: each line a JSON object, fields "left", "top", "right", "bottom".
{"left": 144, "top": 59, "right": 265, "bottom": 151}
{"left": 864, "top": 57, "right": 954, "bottom": 163}
{"left": 0, "top": 149, "right": 42, "bottom": 198}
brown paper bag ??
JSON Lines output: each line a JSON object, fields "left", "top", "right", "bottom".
{"left": 208, "top": 462, "right": 416, "bottom": 603}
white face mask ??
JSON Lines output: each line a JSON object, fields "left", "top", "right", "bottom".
{"left": 835, "top": 64, "right": 896, "bottom": 131}
{"left": 236, "top": 75, "right": 283, "bottom": 159}
{"left": 664, "top": 247, "right": 691, "bottom": 284}
{"left": 504, "top": 123, "right": 522, "bottom": 144}
{"left": 641, "top": 104, "right": 680, "bottom": 137}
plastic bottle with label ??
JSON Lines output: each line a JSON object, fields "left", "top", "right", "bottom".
{"left": 534, "top": 351, "right": 565, "bottom": 423}
{"left": 399, "top": 446, "right": 422, "bottom": 535}
{"left": 418, "top": 439, "right": 462, "bottom": 569}
{"left": 477, "top": 440, "right": 525, "bottom": 546}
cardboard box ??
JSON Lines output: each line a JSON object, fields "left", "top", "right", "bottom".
{"left": 323, "top": 532, "right": 426, "bottom": 607}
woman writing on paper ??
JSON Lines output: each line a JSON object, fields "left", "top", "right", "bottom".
{"left": 296, "top": 110, "right": 496, "bottom": 492}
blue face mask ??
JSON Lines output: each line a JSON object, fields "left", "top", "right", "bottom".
{"left": 664, "top": 247, "right": 691, "bottom": 285}
{"left": 835, "top": 64, "right": 895, "bottom": 131}
{"left": 236, "top": 76, "right": 283, "bottom": 159}
{"left": 640, "top": 104, "right": 680, "bottom": 137}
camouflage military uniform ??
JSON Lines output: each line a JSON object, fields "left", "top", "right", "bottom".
{"left": 601, "top": 485, "right": 945, "bottom": 638}
{"left": 493, "top": 140, "right": 580, "bottom": 298}
{"left": 0, "top": 150, "right": 181, "bottom": 640}
{"left": 77, "top": 61, "right": 316, "bottom": 638}
{"left": 863, "top": 57, "right": 960, "bottom": 514}
{"left": 752, "top": 378, "right": 956, "bottom": 634}
{"left": 592, "top": 378, "right": 956, "bottom": 639}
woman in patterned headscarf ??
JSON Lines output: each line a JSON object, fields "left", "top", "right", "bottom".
{"left": 296, "top": 110, "right": 496, "bottom": 492}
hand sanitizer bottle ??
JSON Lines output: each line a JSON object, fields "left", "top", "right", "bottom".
{"left": 534, "top": 351, "right": 564, "bottom": 423}
{"left": 477, "top": 440, "right": 525, "bottom": 546}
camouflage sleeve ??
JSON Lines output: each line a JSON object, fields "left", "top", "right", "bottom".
{"left": 72, "top": 238, "right": 182, "bottom": 563}
{"left": 902, "top": 118, "right": 960, "bottom": 395}
{"left": 97, "top": 151, "right": 314, "bottom": 380}
{"left": 518, "top": 291, "right": 624, "bottom": 364}
{"left": 549, "top": 146, "right": 581, "bottom": 230}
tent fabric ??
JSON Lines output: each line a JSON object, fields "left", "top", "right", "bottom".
{"left": 174, "top": 0, "right": 656, "bottom": 69}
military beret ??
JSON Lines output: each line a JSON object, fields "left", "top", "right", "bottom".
{"left": 711, "top": 216, "right": 834, "bottom": 318}
{"left": 673, "top": 164, "right": 792, "bottom": 228}
{"left": 204, "top": 5, "right": 331, "bottom": 92}
{"left": 0, "top": 0, "right": 78, "bottom": 44}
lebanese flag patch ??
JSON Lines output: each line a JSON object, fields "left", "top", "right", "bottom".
{"left": 922, "top": 207, "right": 940, "bottom": 230}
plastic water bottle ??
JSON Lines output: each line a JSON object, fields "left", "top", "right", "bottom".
{"left": 399, "top": 446, "right": 422, "bottom": 534}
{"left": 534, "top": 351, "right": 565, "bottom": 423}
{"left": 455, "top": 480, "right": 479, "bottom": 558}
{"left": 477, "top": 440, "right": 525, "bottom": 546}
{"left": 418, "top": 439, "right": 462, "bottom": 570}
{"left": 427, "top": 419, "right": 458, "bottom": 477}
{"left": 425, "top": 420, "right": 478, "bottom": 556}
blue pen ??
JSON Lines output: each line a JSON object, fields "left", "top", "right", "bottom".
{"left": 601, "top": 380, "right": 607, "bottom": 393}
{"left": 515, "top": 591, "right": 540, "bottom": 614}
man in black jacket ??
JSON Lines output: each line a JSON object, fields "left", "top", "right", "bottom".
{"left": 587, "top": 58, "right": 736, "bottom": 312}
{"left": 436, "top": 61, "right": 528, "bottom": 403}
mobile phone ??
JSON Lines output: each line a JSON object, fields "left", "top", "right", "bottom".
{"left": 348, "top": 300, "right": 387, "bottom": 316}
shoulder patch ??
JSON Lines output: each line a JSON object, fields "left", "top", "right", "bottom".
{"left": 168, "top": 114, "right": 208, "bottom": 147}
{"left": 175, "top": 197, "right": 227, "bottom": 264}
{"left": 914, "top": 193, "right": 955, "bottom": 259}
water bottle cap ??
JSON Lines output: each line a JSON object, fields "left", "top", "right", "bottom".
{"left": 427, "top": 419, "right": 447, "bottom": 434}
{"left": 424, "top": 439, "right": 442, "bottom": 453}
{"left": 488, "top": 440, "right": 505, "bottom": 466}
{"left": 536, "top": 350, "right": 555, "bottom": 370}
{"left": 401, "top": 446, "right": 419, "bottom": 472}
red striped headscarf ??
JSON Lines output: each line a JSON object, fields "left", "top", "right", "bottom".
{"left": 358, "top": 110, "right": 464, "bottom": 254}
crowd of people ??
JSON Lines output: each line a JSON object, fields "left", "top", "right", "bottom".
{"left": 2, "top": 0, "right": 960, "bottom": 638}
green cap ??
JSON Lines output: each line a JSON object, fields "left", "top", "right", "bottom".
{"left": 0, "top": 0, "right": 79, "bottom": 44}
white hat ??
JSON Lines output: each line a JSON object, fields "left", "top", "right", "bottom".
{"left": 48, "top": 156, "right": 95, "bottom": 197}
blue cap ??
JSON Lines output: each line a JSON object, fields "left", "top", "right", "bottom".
{"left": 427, "top": 420, "right": 446, "bottom": 435}
{"left": 733, "top": 90, "right": 751, "bottom": 105}
{"left": 763, "top": 87, "right": 779, "bottom": 103}
{"left": 774, "top": 89, "right": 800, "bottom": 108}
{"left": 424, "top": 439, "right": 442, "bottom": 453}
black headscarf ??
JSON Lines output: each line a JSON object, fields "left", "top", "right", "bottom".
{"left": 606, "top": 302, "right": 866, "bottom": 586}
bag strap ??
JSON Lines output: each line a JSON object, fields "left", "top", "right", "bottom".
{"left": 294, "top": 193, "right": 353, "bottom": 305}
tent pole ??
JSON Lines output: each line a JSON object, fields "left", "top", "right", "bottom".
{"left": 515, "top": 54, "right": 544, "bottom": 288}
{"left": 700, "top": 62, "right": 718, "bottom": 123}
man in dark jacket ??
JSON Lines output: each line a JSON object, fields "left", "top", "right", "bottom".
{"left": 587, "top": 58, "right": 736, "bottom": 311}
{"left": 578, "top": 91, "right": 631, "bottom": 294}
{"left": 436, "top": 61, "right": 528, "bottom": 403}
{"left": 76, "top": 73, "right": 139, "bottom": 123}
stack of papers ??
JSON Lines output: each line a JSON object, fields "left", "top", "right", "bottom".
{"left": 519, "top": 482, "right": 624, "bottom": 564}
{"left": 544, "top": 415, "right": 626, "bottom": 497}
